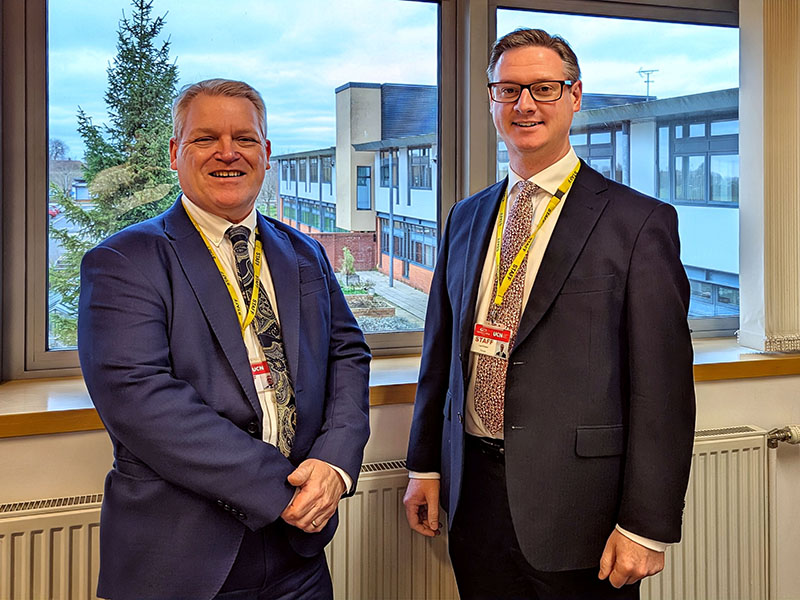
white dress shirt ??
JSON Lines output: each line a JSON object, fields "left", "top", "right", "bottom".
{"left": 408, "top": 150, "right": 667, "bottom": 552}
{"left": 182, "top": 196, "right": 352, "bottom": 492}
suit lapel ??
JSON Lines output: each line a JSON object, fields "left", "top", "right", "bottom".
{"left": 163, "top": 200, "right": 262, "bottom": 417}
{"left": 458, "top": 180, "right": 508, "bottom": 365}
{"left": 256, "top": 213, "right": 300, "bottom": 388}
{"left": 514, "top": 164, "right": 609, "bottom": 348}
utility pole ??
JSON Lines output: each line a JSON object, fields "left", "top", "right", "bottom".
{"left": 637, "top": 68, "right": 658, "bottom": 100}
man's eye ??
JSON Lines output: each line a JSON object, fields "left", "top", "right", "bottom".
{"left": 499, "top": 86, "right": 519, "bottom": 95}
{"left": 536, "top": 84, "right": 555, "bottom": 94}
{"left": 192, "top": 137, "right": 214, "bottom": 144}
{"left": 237, "top": 137, "right": 258, "bottom": 144}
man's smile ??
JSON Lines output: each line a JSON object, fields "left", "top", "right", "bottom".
{"left": 513, "top": 120, "right": 544, "bottom": 128}
{"left": 209, "top": 170, "right": 245, "bottom": 178}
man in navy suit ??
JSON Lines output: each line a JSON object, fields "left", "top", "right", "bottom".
{"left": 79, "top": 79, "right": 370, "bottom": 600}
{"left": 404, "top": 29, "right": 695, "bottom": 599}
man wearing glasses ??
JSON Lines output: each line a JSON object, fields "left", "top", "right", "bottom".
{"left": 404, "top": 28, "right": 695, "bottom": 599}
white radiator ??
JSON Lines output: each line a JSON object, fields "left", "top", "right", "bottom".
{"left": 0, "top": 494, "right": 102, "bottom": 600}
{"left": 642, "top": 425, "right": 769, "bottom": 600}
{"left": 0, "top": 428, "right": 769, "bottom": 600}
{"left": 327, "top": 460, "right": 459, "bottom": 600}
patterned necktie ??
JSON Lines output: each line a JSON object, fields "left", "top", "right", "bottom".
{"left": 226, "top": 225, "right": 296, "bottom": 457}
{"left": 473, "top": 180, "right": 538, "bottom": 436}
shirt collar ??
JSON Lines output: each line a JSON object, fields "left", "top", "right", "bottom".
{"left": 181, "top": 195, "right": 258, "bottom": 247}
{"left": 507, "top": 147, "right": 580, "bottom": 198}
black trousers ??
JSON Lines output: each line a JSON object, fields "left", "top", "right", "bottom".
{"left": 447, "top": 435, "right": 640, "bottom": 600}
{"left": 214, "top": 522, "right": 332, "bottom": 600}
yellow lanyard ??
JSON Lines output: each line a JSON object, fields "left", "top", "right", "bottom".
{"left": 493, "top": 161, "right": 581, "bottom": 307}
{"left": 186, "top": 211, "right": 263, "bottom": 334}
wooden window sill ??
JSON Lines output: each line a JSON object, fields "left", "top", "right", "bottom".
{"left": 2, "top": 340, "right": 799, "bottom": 439}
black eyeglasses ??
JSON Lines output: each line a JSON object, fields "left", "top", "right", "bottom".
{"left": 487, "top": 80, "right": 574, "bottom": 103}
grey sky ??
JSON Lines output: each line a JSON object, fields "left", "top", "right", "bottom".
{"left": 49, "top": 1, "right": 737, "bottom": 161}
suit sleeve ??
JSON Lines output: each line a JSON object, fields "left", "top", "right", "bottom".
{"left": 618, "top": 202, "right": 696, "bottom": 543}
{"left": 78, "top": 245, "right": 295, "bottom": 531}
{"left": 306, "top": 244, "right": 371, "bottom": 494}
{"left": 405, "top": 208, "right": 456, "bottom": 472}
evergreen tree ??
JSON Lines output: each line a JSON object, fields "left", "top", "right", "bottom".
{"left": 49, "top": 0, "right": 179, "bottom": 348}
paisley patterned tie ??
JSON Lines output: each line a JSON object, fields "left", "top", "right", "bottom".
{"left": 473, "top": 181, "right": 538, "bottom": 436}
{"left": 226, "top": 225, "right": 296, "bottom": 457}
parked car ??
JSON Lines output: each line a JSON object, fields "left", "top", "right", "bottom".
{"left": 48, "top": 203, "right": 60, "bottom": 218}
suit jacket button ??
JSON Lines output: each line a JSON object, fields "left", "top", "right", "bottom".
{"left": 246, "top": 421, "right": 259, "bottom": 436}
{"left": 458, "top": 412, "right": 463, "bottom": 423}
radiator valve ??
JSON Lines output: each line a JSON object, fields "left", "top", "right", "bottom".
{"left": 767, "top": 425, "right": 800, "bottom": 449}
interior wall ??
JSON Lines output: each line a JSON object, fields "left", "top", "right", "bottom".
{"left": 2, "top": 376, "right": 799, "bottom": 598}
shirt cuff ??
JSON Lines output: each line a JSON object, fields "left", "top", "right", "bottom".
{"left": 615, "top": 525, "right": 668, "bottom": 553}
{"left": 408, "top": 471, "right": 441, "bottom": 480}
{"left": 325, "top": 462, "right": 353, "bottom": 494}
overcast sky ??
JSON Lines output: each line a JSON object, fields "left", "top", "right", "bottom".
{"left": 48, "top": 1, "right": 738, "bottom": 161}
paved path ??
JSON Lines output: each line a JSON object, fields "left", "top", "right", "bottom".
{"left": 356, "top": 270, "right": 429, "bottom": 322}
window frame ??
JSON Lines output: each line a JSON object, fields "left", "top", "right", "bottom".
{"left": 0, "top": 0, "right": 743, "bottom": 378}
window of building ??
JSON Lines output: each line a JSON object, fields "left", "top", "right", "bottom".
{"left": 356, "top": 166, "right": 372, "bottom": 210}
{"left": 290, "top": 159, "right": 297, "bottom": 182}
{"left": 409, "top": 147, "right": 432, "bottom": 190}
{"left": 309, "top": 157, "right": 319, "bottom": 183}
{"left": 322, "top": 156, "right": 332, "bottom": 184}
{"left": 298, "top": 158, "right": 307, "bottom": 186}
{"left": 658, "top": 114, "right": 739, "bottom": 206}
{"left": 380, "top": 149, "right": 399, "bottom": 188}
{"left": 281, "top": 160, "right": 289, "bottom": 182}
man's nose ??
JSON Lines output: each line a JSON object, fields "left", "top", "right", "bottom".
{"left": 515, "top": 87, "right": 537, "bottom": 111}
{"left": 215, "top": 138, "right": 239, "bottom": 161}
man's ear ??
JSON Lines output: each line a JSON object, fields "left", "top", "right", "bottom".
{"left": 265, "top": 139, "right": 272, "bottom": 171}
{"left": 571, "top": 80, "right": 583, "bottom": 113}
{"left": 169, "top": 137, "right": 179, "bottom": 171}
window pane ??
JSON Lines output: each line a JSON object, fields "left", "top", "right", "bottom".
{"left": 48, "top": 0, "right": 439, "bottom": 346}
{"left": 496, "top": 10, "right": 739, "bottom": 327}
{"left": 689, "top": 122, "right": 705, "bottom": 137}
{"left": 710, "top": 154, "right": 739, "bottom": 203}
{"left": 711, "top": 119, "right": 739, "bottom": 136}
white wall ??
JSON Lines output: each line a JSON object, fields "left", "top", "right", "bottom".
{"left": 2, "top": 376, "right": 800, "bottom": 599}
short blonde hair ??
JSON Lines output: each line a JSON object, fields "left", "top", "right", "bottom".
{"left": 172, "top": 78, "right": 267, "bottom": 140}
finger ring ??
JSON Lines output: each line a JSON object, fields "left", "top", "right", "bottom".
{"left": 312, "top": 519, "right": 319, "bottom": 528}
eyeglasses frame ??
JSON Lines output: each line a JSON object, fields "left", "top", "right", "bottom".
{"left": 487, "top": 80, "right": 575, "bottom": 104}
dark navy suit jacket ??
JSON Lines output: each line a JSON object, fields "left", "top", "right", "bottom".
{"left": 78, "top": 199, "right": 370, "bottom": 599}
{"left": 406, "top": 161, "right": 695, "bottom": 571}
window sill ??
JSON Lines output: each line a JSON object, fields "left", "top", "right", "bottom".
{"left": 2, "top": 339, "right": 800, "bottom": 439}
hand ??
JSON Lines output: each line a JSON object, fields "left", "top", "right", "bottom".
{"left": 280, "top": 459, "right": 346, "bottom": 533}
{"left": 598, "top": 529, "right": 665, "bottom": 588}
{"left": 403, "top": 478, "right": 441, "bottom": 537}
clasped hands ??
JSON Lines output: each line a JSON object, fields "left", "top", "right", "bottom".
{"left": 280, "top": 458, "right": 346, "bottom": 533}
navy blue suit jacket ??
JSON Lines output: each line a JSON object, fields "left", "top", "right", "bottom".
{"left": 406, "top": 161, "right": 695, "bottom": 571}
{"left": 78, "top": 199, "right": 370, "bottom": 599}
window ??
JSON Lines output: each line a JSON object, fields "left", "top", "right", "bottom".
{"left": 658, "top": 114, "right": 739, "bottom": 206}
{"left": 3, "top": 0, "right": 440, "bottom": 377}
{"left": 309, "top": 157, "right": 319, "bottom": 183}
{"left": 356, "top": 166, "right": 372, "bottom": 210}
{"left": 298, "top": 158, "right": 307, "bottom": 185}
{"left": 380, "top": 149, "right": 399, "bottom": 187}
{"left": 497, "top": 7, "right": 739, "bottom": 334}
{"left": 409, "top": 147, "right": 432, "bottom": 189}
{"left": 322, "top": 157, "right": 332, "bottom": 184}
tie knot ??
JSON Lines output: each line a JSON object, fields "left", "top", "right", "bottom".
{"left": 518, "top": 180, "right": 538, "bottom": 199}
{"left": 226, "top": 225, "right": 250, "bottom": 246}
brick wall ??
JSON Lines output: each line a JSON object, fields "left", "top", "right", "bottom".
{"left": 377, "top": 255, "right": 433, "bottom": 294}
{"left": 309, "top": 232, "right": 376, "bottom": 271}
